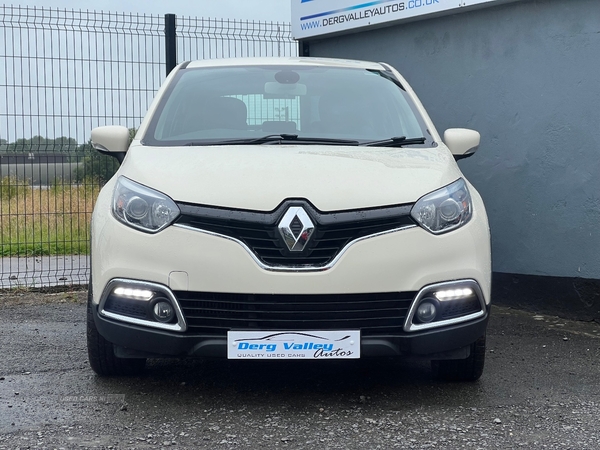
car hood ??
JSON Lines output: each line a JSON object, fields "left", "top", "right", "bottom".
{"left": 119, "top": 144, "right": 463, "bottom": 211}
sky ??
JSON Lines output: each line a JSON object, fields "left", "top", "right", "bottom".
{"left": 2, "top": 1, "right": 297, "bottom": 143}
{"left": 7, "top": 0, "right": 293, "bottom": 22}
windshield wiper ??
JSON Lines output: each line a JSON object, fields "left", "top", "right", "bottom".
{"left": 185, "top": 134, "right": 360, "bottom": 146}
{"left": 361, "top": 136, "right": 427, "bottom": 147}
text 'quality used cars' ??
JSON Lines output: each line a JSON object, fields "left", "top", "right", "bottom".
{"left": 88, "top": 57, "right": 491, "bottom": 381}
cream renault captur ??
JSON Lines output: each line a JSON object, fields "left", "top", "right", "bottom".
{"left": 88, "top": 57, "right": 491, "bottom": 381}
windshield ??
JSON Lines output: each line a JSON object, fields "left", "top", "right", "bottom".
{"left": 143, "top": 65, "right": 431, "bottom": 146}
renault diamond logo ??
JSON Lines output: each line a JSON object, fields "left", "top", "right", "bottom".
{"left": 278, "top": 207, "right": 314, "bottom": 252}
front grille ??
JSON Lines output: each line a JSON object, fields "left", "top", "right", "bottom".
{"left": 176, "top": 200, "right": 414, "bottom": 267}
{"left": 174, "top": 291, "right": 417, "bottom": 336}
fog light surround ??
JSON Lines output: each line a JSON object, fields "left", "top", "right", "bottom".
{"left": 404, "top": 280, "right": 486, "bottom": 332}
{"left": 99, "top": 279, "right": 187, "bottom": 332}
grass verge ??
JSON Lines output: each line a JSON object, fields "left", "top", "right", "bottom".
{"left": 1, "top": 178, "right": 100, "bottom": 257}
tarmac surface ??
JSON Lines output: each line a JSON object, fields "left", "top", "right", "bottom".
{"left": 1, "top": 290, "right": 600, "bottom": 449}
{"left": 0, "top": 256, "right": 88, "bottom": 289}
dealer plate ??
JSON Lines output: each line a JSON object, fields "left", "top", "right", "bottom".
{"left": 227, "top": 330, "right": 360, "bottom": 360}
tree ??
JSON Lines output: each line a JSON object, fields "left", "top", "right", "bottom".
{"left": 74, "top": 141, "right": 119, "bottom": 183}
{"left": 0, "top": 136, "right": 80, "bottom": 153}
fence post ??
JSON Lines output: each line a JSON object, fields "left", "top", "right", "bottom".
{"left": 165, "top": 13, "right": 177, "bottom": 76}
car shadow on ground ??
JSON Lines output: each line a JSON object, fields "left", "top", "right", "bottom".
{"left": 91, "top": 357, "right": 484, "bottom": 411}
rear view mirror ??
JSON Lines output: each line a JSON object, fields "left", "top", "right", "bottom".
{"left": 264, "top": 81, "right": 307, "bottom": 97}
{"left": 444, "top": 128, "right": 480, "bottom": 160}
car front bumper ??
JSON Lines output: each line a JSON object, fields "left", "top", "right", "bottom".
{"left": 92, "top": 301, "right": 489, "bottom": 359}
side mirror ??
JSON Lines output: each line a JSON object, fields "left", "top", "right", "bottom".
{"left": 444, "top": 128, "right": 480, "bottom": 161}
{"left": 91, "top": 126, "right": 130, "bottom": 163}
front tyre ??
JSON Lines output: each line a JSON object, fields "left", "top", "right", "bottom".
{"left": 431, "top": 334, "right": 486, "bottom": 382}
{"left": 87, "top": 284, "right": 146, "bottom": 376}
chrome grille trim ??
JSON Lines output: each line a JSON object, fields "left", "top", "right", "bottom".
{"left": 173, "top": 223, "right": 416, "bottom": 272}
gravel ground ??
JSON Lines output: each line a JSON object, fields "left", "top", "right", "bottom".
{"left": 1, "top": 290, "right": 600, "bottom": 449}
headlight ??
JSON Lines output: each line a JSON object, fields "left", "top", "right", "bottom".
{"left": 112, "top": 176, "right": 180, "bottom": 233}
{"left": 410, "top": 178, "right": 472, "bottom": 234}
